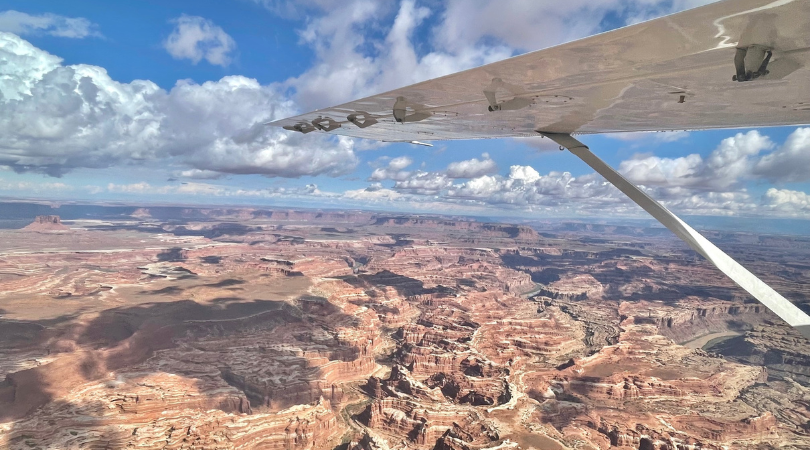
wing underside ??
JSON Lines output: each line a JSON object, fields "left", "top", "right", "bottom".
{"left": 269, "top": 0, "right": 810, "bottom": 141}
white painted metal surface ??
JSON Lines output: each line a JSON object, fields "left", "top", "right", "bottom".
{"left": 270, "top": 0, "right": 810, "bottom": 141}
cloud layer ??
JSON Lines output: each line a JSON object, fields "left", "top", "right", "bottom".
{"left": 0, "top": 10, "right": 100, "bottom": 39}
{"left": 349, "top": 129, "right": 810, "bottom": 218}
{"left": 618, "top": 131, "right": 775, "bottom": 191}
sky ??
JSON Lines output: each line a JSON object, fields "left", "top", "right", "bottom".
{"left": 0, "top": 0, "right": 809, "bottom": 220}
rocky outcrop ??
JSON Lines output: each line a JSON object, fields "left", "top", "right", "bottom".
{"left": 710, "top": 324, "right": 810, "bottom": 384}
{"left": 358, "top": 398, "right": 498, "bottom": 447}
{"left": 425, "top": 372, "right": 509, "bottom": 406}
{"left": 221, "top": 357, "right": 376, "bottom": 411}
{"left": 22, "top": 215, "right": 69, "bottom": 231}
{"left": 4, "top": 393, "right": 341, "bottom": 450}
{"left": 587, "top": 411, "right": 779, "bottom": 450}
{"left": 619, "top": 299, "right": 767, "bottom": 344}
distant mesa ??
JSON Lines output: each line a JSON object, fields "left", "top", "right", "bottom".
{"left": 131, "top": 208, "right": 152, "bottom": 219}
{"left": 23, "top": 215, "right": 69, "bottom": 232}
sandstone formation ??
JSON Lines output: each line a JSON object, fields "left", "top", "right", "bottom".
{"left": 22, "top": 215, "right": 69, "bottom": 232}
{"left": 1, "top": 205, "right": 809, "bottom": 449}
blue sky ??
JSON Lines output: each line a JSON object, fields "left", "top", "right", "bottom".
{"left": 0, "top": 0, "right": 809, "bottom": 220}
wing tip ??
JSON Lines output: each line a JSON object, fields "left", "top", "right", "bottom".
{"left": 265, "top": 119, "right": 289, "bottom": 127}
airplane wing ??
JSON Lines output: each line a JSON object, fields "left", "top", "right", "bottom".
{"left": 269, "top": 0, "right": 810, "bottom": 339}
{"left": 269, "top": 0, "right": 810, "bottom": 141}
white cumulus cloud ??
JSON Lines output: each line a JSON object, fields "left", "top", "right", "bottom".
{"left": 0, "top": 33, "right": 357, "bottom": 178}
{"left": 0, "top": 32, "right": 163, "bottom": 176}
{"left": 763, "top": 188, "right": 810, "bottom": 216}
{"left": 393, "top": 171, "right": 452, "bottom": 195}
{"left": 754, "top": 128, "right": 810, "bottom": 183}
{"left": 619, "top": 131, "right": 774, "bottom": 191}
{"left": 369, "top": 156, "right": 414, "bottom": 181}
{"left": 446, "top": 153, "right": 498, "bottom": 178}
{"left": 164, "top": 15, "right": 236, "bottom": 67}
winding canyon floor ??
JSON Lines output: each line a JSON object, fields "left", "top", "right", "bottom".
{"left": 1, "top": 206, "right": 810, "bottom": 450}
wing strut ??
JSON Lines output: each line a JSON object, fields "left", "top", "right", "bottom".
{"left": 541, "top": 132, "right": 810, "bottom": 340}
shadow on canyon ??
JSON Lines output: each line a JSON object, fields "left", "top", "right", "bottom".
{"left": 203, "top": 278, "right": 246, "bottom": 288}
{"left": 0, "top": 313, "right": 81, "bottom": 350}
{"left": 156, "top": 247, "right": 186, "bottom": 262}
{"left": 338, "top": 270, "right": 456, "bottom": 299}
{"left": 500, "top": 251, "right": 753, "bottom": 303}
{"left": 0, "top": 288, "right": 366, "bottom": 448}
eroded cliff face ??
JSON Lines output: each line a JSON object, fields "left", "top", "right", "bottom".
{"left": 22, "top": 215, "right": 69, "bottom": 232}
{"left": 709, "top": 325, "right": 810, "bottom": 384}
{"left": 1, "top": 211, "right": 810, "bottom": 449}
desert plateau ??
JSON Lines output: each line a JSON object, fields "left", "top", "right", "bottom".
{"left": 1, "top": 203, "right": 809, "bottom": 450}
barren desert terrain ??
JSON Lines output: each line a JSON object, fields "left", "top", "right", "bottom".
{"left": 1, "top": 203, "right": 809, "bottom": 449}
